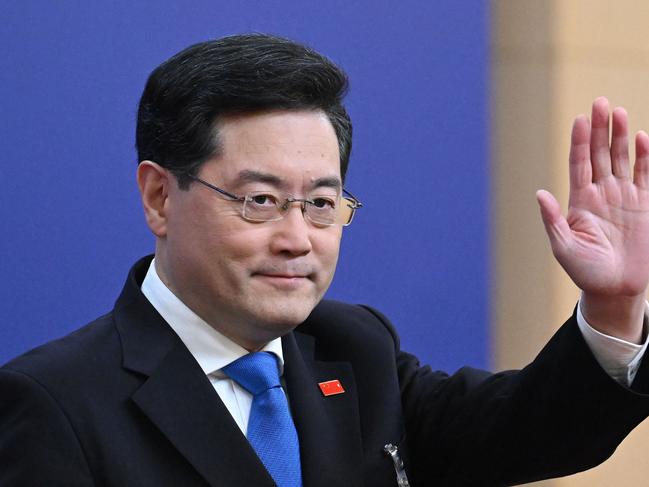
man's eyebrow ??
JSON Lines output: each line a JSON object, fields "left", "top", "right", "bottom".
{"left": 234, "top": 171, "right": 342, "bottom": 191}
{"left": 234, "top": 170, "right": 285, "bottom": 187}
{"left": 311, "top": 176, "right": 342, "bottom": 190}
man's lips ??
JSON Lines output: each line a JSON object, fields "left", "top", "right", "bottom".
{"left": 255, "top": 273, "right": 309, "bottom": 278}
{"left": 252, "top": 268, "right": 315, "bottom": 287}
{"left": 253, "top": 265, "right": 314, "bottom": 280}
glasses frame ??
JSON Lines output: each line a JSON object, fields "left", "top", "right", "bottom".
{"left": 187, "top": 175, "right": 363, "bottom": 227}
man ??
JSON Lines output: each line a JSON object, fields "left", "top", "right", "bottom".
{"left": 2, "top": 33, "right": 649, "bottom": 486}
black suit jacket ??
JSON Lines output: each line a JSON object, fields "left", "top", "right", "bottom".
{"left": 2, "top": 256, "right": 649, "bottom": 486}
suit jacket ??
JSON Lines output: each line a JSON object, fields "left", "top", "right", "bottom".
{"left": 2, "top": 256, "right": 649, "bottom": 486}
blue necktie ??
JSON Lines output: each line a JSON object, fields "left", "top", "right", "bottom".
{"left": 223, "top": 352, "right": 302, "bottom": 487}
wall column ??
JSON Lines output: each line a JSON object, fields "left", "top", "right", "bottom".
{"left": 492, "top": 1, "right": 649, "bottom": 485}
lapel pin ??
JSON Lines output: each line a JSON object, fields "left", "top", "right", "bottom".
{"left": 384, "top": 444, "right": 411, "bottom": 487}
{"left": 318, "top": 379, "right": 345, "bottom": 396}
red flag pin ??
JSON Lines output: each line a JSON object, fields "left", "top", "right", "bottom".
{"left": 318, "top": 379, "right": 345, "bottom": 396}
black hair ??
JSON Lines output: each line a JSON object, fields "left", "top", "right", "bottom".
{"left": 136, "top": 33, "right": 352, "bottom": 188}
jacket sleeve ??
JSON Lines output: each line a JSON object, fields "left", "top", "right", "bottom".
{"left": 0, "top": 368, "right": 95, "bottom": 486}
{"left": 363, "top": 306, "right": 649, "bottom": 486}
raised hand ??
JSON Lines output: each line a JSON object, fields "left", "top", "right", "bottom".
{"left": 536, "top": 97, "right": 649, "bottom": 342}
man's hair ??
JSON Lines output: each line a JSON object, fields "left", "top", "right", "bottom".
{"left": 136, "top": 33, "right": 352, "bottom": 188}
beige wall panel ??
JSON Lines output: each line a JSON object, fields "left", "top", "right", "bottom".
{"left": 492, "top": 0, "right": 564, "bottom": 370}
{"left": 492, "top": 0, "right": 649, "bottom": 485}
{"left": 491, "top": 0, "right": 554, "bottom": 50}
{"left": 492, "top": 59, "right": 564, "bottom": 370}
{"left": 556, "top": 1, "right": 649, "bottom": 51}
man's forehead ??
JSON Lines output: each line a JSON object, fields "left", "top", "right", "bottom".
{"left": 226, "top": 136, "right": 336, "bottom": 155}
{"left": 216, "top": 110, "right": 338, "bottom": 147}
{"left": 207, "top": 110, "right": 342, "bottom": 186}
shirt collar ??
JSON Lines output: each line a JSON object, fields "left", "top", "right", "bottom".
{"left": 140, "top": 258, "right": 284, "bottom": 376}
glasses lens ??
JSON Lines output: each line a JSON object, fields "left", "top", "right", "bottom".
{"left": 241, "top": 192, "right": 358, "bottom": 226}
{"left": 243, "top": 193, "right": 282, "bottom": 222}
{"left": 338, "top": 197, "right": 357, "bottom": 225}
{"left": 305, "top": 196, "right": 338, "bottom": 225}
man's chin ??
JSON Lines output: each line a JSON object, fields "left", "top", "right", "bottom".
{"left": 254, "top": 300, "right": 320, "bottom": 331}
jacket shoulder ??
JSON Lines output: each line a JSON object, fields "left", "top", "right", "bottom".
{"left": 298, "top": 299, "right": 400, "bottom": 350}
{"left": 2, "top": 312, "right": 120, "bottom": 386}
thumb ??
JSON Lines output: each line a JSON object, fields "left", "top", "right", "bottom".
{"left": 536, "top": 189, "right": 572, "bottom": 257}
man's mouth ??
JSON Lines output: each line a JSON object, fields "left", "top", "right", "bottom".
{"left": 256, "top": 273, "right": 309, "bottom": 278}
{"left": 253, "top": 267, "right": 314, "bottom": 288}
{"left": 254, "top": 263, "right": 314, "bottom": 279}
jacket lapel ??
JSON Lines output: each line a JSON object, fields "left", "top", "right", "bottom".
{"left": 131, "top": 343, "right": 276, "bottom": 487}
{"left": 115, "top": 266, "right": 275, "bottom": 487}
{"left": 114, "top": 257, "right": 365, "bottom": 486}
{"left": 283, "top": 331, "right": 364, "bottom": 487}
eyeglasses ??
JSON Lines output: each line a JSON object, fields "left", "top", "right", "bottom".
{"left": 188, "top": 175, "right": 363, "bottom": 227}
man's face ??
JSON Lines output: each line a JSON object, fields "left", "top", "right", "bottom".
{"left": 158, "top": 110, "right": 343, "bottom": 349}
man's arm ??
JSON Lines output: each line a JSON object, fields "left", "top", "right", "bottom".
{"left": 0, "top": 369, "right": 95, "bottom": 486}
{"left": 537, "top": 97, "right": 649, "bottom": 344}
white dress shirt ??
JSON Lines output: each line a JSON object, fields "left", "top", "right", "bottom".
{"left": 576, "top": 300, "right": 648, "bottom": 385}
{"left": 141, "top": 259, "right": 649, "bottom": 437}
{"left": 141, "top": 259, "right": 283, "bottom": 436}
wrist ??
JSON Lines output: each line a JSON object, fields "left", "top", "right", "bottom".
{"left": 580, "top": 292, "right": 647, "bottom": 344}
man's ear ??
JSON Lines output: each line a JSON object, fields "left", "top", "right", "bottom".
{"left": 137, "top": 161, "right": 170, "bottom": 237}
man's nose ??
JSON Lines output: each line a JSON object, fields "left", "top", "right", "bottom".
{"left": 269, "top": 202, "right": 313, "bottom": 256}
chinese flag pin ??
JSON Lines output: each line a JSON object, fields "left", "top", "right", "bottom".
{"left": 318, "top": 379, "right": 345, "bottom": 397}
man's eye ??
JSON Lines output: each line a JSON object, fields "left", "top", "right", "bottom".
{"left": 250, "top": 194, "right": 277, "bottom": 206}
{"left": 312, "top": 197, "right": 335, "bottom": 209}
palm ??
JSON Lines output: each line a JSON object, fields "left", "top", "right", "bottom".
{"left": 538, "top": 97, "right": 649, "bottom": 298}
{"left": 562, "top": 179, "right": 649, "bottom": 295}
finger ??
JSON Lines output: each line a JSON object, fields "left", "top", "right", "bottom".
{"left": 610, "top": 107, "right": 630, "bottom": 179}
{"left": 536, "top": 189, "right": 572, "bottom": 257}
{"left": 569, "top": 115, "right": 592, "bottom": 191}
{"left": 590, "top": 96, "right": 613, "bottom": 180}
{"left": 633, "top": 130, "right": 649, "bottom": 189}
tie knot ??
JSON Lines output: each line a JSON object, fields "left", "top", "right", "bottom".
{"left": 222, "top": 352, "right": 281, "bottom": 396}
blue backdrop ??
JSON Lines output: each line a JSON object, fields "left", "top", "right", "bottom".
{"left": 0, "top": 1, "right": 489, "bottom": 372}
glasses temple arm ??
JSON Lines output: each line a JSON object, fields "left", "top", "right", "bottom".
{"left": 342, "top": 188, "right": 363, "bottom": 208}
{"left": 187, "top": 175, "right": 242, "bottom": 200}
